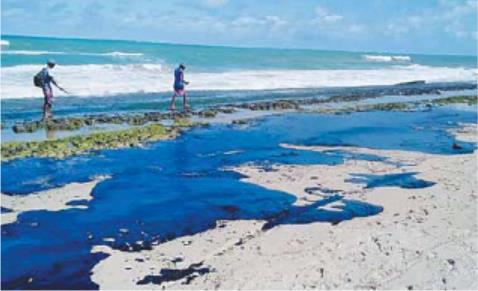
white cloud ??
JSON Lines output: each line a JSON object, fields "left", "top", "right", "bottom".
{"left": 231, "top": 16, "right": 264, "bottom": 26}
{"left": 314, "top": 5, "right": 343, "bottom": 24}
{"left": 348, "top": 24, "right": 365, "bottom": 33}
{"left": 205, "top": 0, "right": 227, "bottom": 7}
{"left": 384, "top": 23, "right": 409, "bottom": 36}
{"left": 264, "top": 16, "right": 288, "bottom": 29}
{"left": 231, "top": 15, "right": 288, "bottom": 30}
{"left": 310, "top": 4, "right": 365, "bottom": 36}
{"left": 385, "top": 0, "right": 477, "bottom": 40}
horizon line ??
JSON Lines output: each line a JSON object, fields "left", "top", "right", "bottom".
{"left": 1, "top": 33, "right": 477, "bottom": 58}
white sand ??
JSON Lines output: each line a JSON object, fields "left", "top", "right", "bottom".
{"left": 91, "top": 220, "right": 266, "bottom": 289}
{"left": 1, "top": 175, "right": 108, "bottom": 225}
{"left": 448, "top": 122, "right": 477, "bottom": 143}
{"left": 91, "top": 124, "right": 477, "bottom": 289}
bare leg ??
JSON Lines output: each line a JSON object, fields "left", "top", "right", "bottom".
{"left": 47, "top": 104, "right": 52, "bottom": 119}
{"left": 169, "top": 94, "right": 177, "bottom": 111}
{"left": 43, "top": 103, "right": 52, "bottom": 120}
{"left": 183, "top": 93, "right": 190, "bottom": 111}
{"left": 42, "top": 87, "right": 53, "bottom": 120}
{"left": 43, "top": 103, "right": 48, "bottom": 120}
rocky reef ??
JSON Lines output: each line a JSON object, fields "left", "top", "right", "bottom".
{"left": 431, "top": 95, "right": 477, "bottom": 106}
{"left": 11, "top": 108, "right": 234, "bottom": 134}
{"left": 2, "top": 92, "right": 476, "bottom": 161}
{"left": 2, "top": 121, "right": 205, "bottom": 161}
{"left": 10, "top": 81, "right": 476, "bottom": 135}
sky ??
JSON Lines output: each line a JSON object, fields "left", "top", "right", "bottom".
{"left": 1, "top": 0, "right": 477, "bottom": 55}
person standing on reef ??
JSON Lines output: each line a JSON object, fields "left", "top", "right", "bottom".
{"left": 33, "top": 59, "right": 68, "bottom": 120}
{"left": 169, "top": 64, "right": 190, "bottom": 112}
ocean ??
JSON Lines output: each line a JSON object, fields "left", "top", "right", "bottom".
{"left": 1, "top": 35, "right": 477, "bottom": 100}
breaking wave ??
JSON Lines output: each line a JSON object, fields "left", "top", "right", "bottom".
{"left": 363, "top": 54, "right": 412, "bottom": 62}
{"left": 1, "top": 63, "right": 476, "bottom": 99}
{"left": 1, "top": 50, "right": 143, "bottom": 57}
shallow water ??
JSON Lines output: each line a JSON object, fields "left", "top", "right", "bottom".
{"left": 1, "top": 107, "right": 476, "bottom": 289}
{"left": 1, "top": 82, "right": 475, "bottom": 125}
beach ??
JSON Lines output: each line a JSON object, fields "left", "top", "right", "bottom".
{"left": 2, "top": 93, "right": 477, "bottom": 289}
{"left": 1, "top": 35, "right": 477, "bottom": 290}
{"left": 88, "top": 124, "right": 477, "bottom": 290}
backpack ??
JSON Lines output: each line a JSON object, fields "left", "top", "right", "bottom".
{"left": 33, "top": 70, "right": 44, "bottom": 87}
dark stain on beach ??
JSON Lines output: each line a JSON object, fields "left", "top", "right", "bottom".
{"left": 1, "top": 207, "right": 13, "bottom": 213}
{"left": 65, "top": 199, "right": 90, "bottom": 206}
{"left": 304, "top": 186, "right": 341, "bottom": 195}
{"left": 262, "top": 194, "right": 383, "bottom": 230}
{"left": 137, "top": 262, "right": 210, "bottom": 286}
{"left": 346, "top": 172, "right": 436, "bottom": 189}
{"left": 1, "top": 106, "right": 475, "bottom": 289}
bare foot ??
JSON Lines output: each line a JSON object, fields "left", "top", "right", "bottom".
{"left": 42, "top": 114, "right": 52, "bottom": 121}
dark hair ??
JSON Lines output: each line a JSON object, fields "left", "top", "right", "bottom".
{"left": 47, "top": 59, "right": 56, "bottom": 67}
{"left": 179, "top": 64, "right": 185, "bottom": 69}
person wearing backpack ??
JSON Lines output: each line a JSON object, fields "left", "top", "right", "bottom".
{"left": 34, "top": 59, "right": 68, "bottom": 119}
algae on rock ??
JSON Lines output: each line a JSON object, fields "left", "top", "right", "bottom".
{"left": 2, "top": 123, "right": 182, "bottom": 161}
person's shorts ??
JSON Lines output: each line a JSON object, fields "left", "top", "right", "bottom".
{"left": 174, "top": 84, "right": 185, "bottom": 95}
{"left": 174, "top": 87, "right": 186, "bottom": 95}
{"left": 42, "top": 85, "right": 53, "bottom": 105}
{"left": 174, "top": 88, "right": 185, "bottom": 95}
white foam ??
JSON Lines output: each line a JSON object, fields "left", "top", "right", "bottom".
{"left": 103, "top": 51, "right": 144, "bottom": 57}
{"left": 1, "top": 50, "right": 66, "bottom": 55}
{"left": 0, "top": 40, "right": 10, "bottom": 46}
{"left": 1, "top": 50, "right": 143, "bottom": 57}
{"left": 1, "top": 64, "right": 476, "bottom": 99}
{"left": 392, "top": 56, "right": 412, "bottom": 61}
{"left": 363, "top": 54, "right": 411, "bottom": 62}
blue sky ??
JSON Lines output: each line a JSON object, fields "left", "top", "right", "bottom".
{"left": 1, "top": 0, "right": 477, "bottom": 55}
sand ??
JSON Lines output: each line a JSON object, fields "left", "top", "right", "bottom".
{"left": 90, "top": 124, "right": 477, "bottom": 289}
{"left": 1, "top": 176, "right": 108, "bottom": 225}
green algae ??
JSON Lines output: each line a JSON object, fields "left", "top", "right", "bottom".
{"left": 199, "top": 110, "right": 217, "bottom": 118}
{"left": 431, "top": 95, "right": 477, "bottom": 106}
{"left": 368, "top": 102, "right": 410, "bottom": 111}
{"left": 172, "top": 118, "right": 193, "bottom": 127}
{"left": 312, "top": 95, "right": 476, "bottom": 115}
{"left": 2, "top": 123, "right": 188, "bottom": 161}
{"left": 356, "top": 102, "right": 410, "bottom": 112}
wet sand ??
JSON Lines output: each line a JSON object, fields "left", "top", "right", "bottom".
{"left": 90, "top": 124, "right": 477, "bottom": 289}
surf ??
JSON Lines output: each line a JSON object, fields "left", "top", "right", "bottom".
{"left": 1, "top": 63, "right": 476, "bottom": 99}
{"left": 363, "top": 54, "right": 412, "bottom": 62}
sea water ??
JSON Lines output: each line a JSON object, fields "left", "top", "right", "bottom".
{"left": 1, "top": 35, "right": 477, "bottom": 100}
